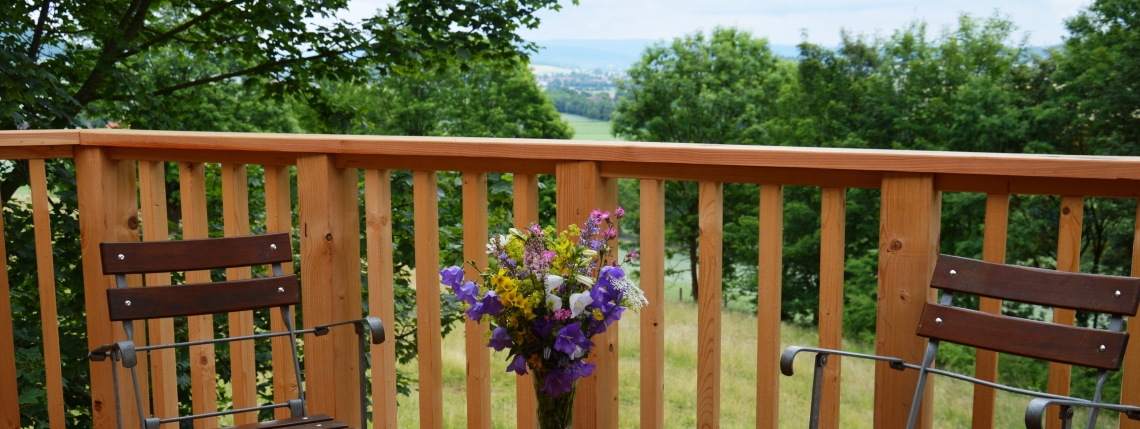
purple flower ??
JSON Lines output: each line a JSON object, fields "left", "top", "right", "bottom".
{"left": 455, "top": 281, "right": 479, "bottom": 305}
{"left": 440, "top": 266, "right": 465, "bottom": 289}
{"left": 507, "top": 354, "right": 528, "bottom": 375}
{"left": 554, "top": 322, "right": 593, "bottom": 356}
{"left": 465, "top": 301, "right": 484, "bottom": 321}
{"left": 480, "top": 291, "right": 504, "bottom": 317}
{"left": 605, "top": 304, "right": 626, "bottom": 326}
{"left": 533, "top": 317, "right": 557, "bottom": 340}
{"left": 539, "top": 360, "right": 597, "bottom": 397}
{"left": 488, "top": 327, "right": 512, "bottom": 351}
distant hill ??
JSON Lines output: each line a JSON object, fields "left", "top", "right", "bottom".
{"left": 531, "top": 39, "right": 800, "bottom": 71}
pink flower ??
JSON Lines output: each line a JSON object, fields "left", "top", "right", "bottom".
{"left": 554, "top": 309, "right": 572, "bottom": 321}
{"left": 603, "top": 228, "right": 617, "bottom": 240}
{"left": 614, "top": 206, "right": 625, "bottom": 219}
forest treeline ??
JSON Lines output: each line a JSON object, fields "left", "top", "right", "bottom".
{"left": 4, "top": 0, "right": 1140, "bottom": 425}
{"left": 611, "top": 2, "right": 1140, "bottom": 403}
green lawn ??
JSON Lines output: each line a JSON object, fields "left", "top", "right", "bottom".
{"left": 563, "top": 113, "right": 621, "bottom": 141}
{"left": 389, "top": 281, "right": 1097, "bottom": 428}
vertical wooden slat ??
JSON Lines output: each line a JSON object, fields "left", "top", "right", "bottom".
{"left": 1122, "top": 199, "right": 1140, "bottom": 429}
{"left": 756, "top": 184, "right": 783, "bottom": 429}
{"left": 1046, "top": 195, "right": 1083, "bottom": 429}
{"left": 264, "top": 165, "right": 299, "bottom": 419}
{"left": 221, "top": 164, "right": 257, "bottom": 424}
{"left": 558, "top": 161, "right": 601, "bottom": 429}
{"left": 29, "top": 159, "right": 66, "bottom": 428}
{"left": 413, "top": 170, "right": 443, "bottom": 429}
{"left": 594, "top": 177, "right": 620, "bottom": 429}
{"left": 697, "top": 181, "right": 722, "bottom": 429}
{"left": 297, "top": 155, "right": 363, "bottom": 427}
{"left": 179, "top": 161, "right": 218, "bottom": 429}
{"left": 0, "top": 169, "right": 17, "bottom": 429}
{"left": 462, "top": 172, "right": 492, "bottom": 429}
{"left": 77, "top": 147, "right": 142, "bottom": 429}
{"left": 639, "top": 179, "right": 666, "bottom": 429}
{"left": 874, "top": 173, "right": 940, "bottom": 429}
{"left": 971, "top": 193, "right": 1008, "bottom": 429}
{"left": 818, "top": 187, "right": 846, "bottom": 429}
{"left": 138, "top": 160, "right": 178, "bottom": 428}
{"left": 513, "top": 173, "right": 540, "bottom": 428}
{"left": 365, "top": 169, "right": 397, "bottom": 429}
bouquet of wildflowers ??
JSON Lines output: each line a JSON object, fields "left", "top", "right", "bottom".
{"left": 439, "top": 208, "right": 646, "bottom": 400}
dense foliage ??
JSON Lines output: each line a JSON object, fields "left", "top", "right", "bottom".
{"left": 613, "top": 6, "right": 1140, "bottom": 403}
{"left": 545, "top": 87, "right": 615, "bottom": 121}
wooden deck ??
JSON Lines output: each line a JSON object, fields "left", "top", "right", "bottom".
{"left": 3, "top": 129, "right": 1140, "bottom": 429}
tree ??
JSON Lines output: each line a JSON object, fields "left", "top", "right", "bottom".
{"left": 1, "top": 0, "right": 573, "bottom": 203}
{"left": 612, "top": 27, "right": 788, "bottom": 299}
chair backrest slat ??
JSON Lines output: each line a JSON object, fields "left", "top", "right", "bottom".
{"left": 107, "top": 275, "right": 300, "bottom": 321}
{"left": 931, "top": 254, "right": 1140, "bottom": 316}
{"left": 100, "top": 233, "right": 293, "bottom": 275}
{"left": 917, "top": 304, "right": 1129, "bottom": 370}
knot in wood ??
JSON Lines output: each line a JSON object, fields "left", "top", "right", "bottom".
{"left": 325, "top": 233, "right": 333, "bottom": 241}
{"left": 889, "top": 239, "right": 903, "bottom": 251}
{"left": 1063, "top": 206, "right": 1071, "bottom": 215}
{"left": 127, "top": 215, "right": 139, "bottom": 230}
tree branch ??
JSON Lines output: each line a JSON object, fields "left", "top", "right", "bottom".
{"left": 146, "top": 48, "right": 354, "bottom": 97}
{"left": 28, "top": 0, "right": 52, "bottom": 59}
{"left": 71, "top": 0, "right": 156, "bottom": 108}
{"left": 124, "top": 0, "right": 251, "bottom": 58}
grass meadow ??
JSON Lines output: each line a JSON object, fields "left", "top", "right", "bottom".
{"left": 563, "top": 113, "right": 620, "bottom": 141}
{"left": 388, "top": 285, "right": 1095, "bottom": 428}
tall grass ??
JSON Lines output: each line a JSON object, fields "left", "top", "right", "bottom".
{"left": 388, "top": 294, "right": 1113, "bottom": 428}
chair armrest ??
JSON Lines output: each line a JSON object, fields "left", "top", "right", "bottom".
{"left": 88, "top": 340, "right": 139, "bottom": 368}
{"left": 780, "top": 346, "right": 907, "bottom": 377}
{"left": 312, "top": 317, "right": 385, "bottom": 345}
{"left": 1025, "top": 398, "right": 1140, "bottom": 428}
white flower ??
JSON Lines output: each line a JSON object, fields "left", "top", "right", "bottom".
{"left": 582, "top": 249, "right": 598, "bottom": 258}
{"left": 544, "top": 274, "right": 564, "bottom": 293}
{"left": 569, "top": 292, "right": 593, "bottom": 318}
{"left": 575, "top": 274, "right": 595, "bottom": 286}
{"left": 546, "top": 294, "right": 563, "bottom": 311}
{"left": 497, "top": 234, "right": 509, "bottom": 246}
{"left": 571, "top": 345, "right": 585, "bottom": 359}
{"left": 613, "top": 276, "right": 648, "bottom": 311}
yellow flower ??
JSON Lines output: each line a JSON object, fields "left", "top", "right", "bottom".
{"left": 491, "top": 269, "right": 515, "bottom": 293}
{"left": 592, "top": 308, "right": 604, "bottom": 321}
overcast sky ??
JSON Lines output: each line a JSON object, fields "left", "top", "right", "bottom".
{"left": 344, "top": 0, "right": 1092, "bottom": 47}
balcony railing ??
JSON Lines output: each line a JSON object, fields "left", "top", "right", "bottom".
{"left": 2, "top": 129, "right": 1140, "bottom": 429}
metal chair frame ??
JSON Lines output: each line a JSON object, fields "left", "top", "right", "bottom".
{"left": 88, "top": 239, "right": 384, "bottom": 429}
{"left": 781, "top": 256, "right": 1140, "bottom": 429}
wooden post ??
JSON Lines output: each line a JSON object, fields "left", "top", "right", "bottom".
{"left": 462, "top": 172, "right": 492, "bottom": 429}
{"left": 513, "top": 173, "right": 540, "bottom": 428}
{"left": 697, "top": 181, "right": 722, "bottom": 429}
{"left": 222, "top": 164, "right": 257, "bottom": 425}
{"left": 138, "top": 160, "right": 179, "bottom": 428}
{"left": 76, "top": 147, "right": 141, "bottom": 429}
{"left": 297, "top": 155, "right": 363, "bottom": 427}
{"left": 1122, "top": 199, "right": 1140, "bottom": 429}
{"left": 594, "top": 177, "right": 620, "bottom": 429}
{"left": 365, "top": 169, "right": 398, "bottom": 429}
{"left": 874, "top": 173, "right": 940, "bottom": 429}
{"left": 0, "top": 170, "right": 18, "bottom": 429}
{"left": 413, "top": 170, "right": 443, "bottom": 429}
{"left": 29, "top": 159, "right": 66, "bottom": 428}
{"left": 757, "top": 184, "right": 783, "bottom": 429}
{"left": 179, "top": 161, "right": 218, "bottom": 429}
{"left": 640, "top": 179, "right": 666, "bottom": 429}
{"left": 558, "top": 161, "right": 603, "bottom": 429}
{"left": 818, "top": 187, "right": 846, "bottom": 429}
{"left": 264, "top": 165, "right": 299, "bottom": 420}
{"left": 971, "top": 193, "right": 1008, "bottom": 429}
{"left": 1046, "top": 196, "right": 1083, "bottom": 429}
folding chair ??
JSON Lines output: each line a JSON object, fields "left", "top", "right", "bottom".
{"left": 782, "top": 254, "right": 1140, "bottom": 428}
{"left": 87, "top": 233, "right": 384, "bottom": 429}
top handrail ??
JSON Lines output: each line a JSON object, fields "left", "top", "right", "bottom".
{"left": 4, "top": 129, "right": 1140, "bottom": 182}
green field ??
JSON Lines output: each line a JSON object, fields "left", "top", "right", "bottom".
{"left": 563, "top": 113, "right": 621, "bottom": 141}
{"left": 389, "top": 283, "right": 1104, "bottom": 428}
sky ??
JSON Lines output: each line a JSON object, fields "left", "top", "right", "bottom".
{"left": 341, "top": 0, "right": 1092, "bottom": 47}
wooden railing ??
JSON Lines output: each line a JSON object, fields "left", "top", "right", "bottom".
{"left": 3, "top": 129, "right": 1140, "bottom": 429}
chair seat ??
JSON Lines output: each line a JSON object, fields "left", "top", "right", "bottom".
{"left": 229, "top": 414, "right": 349, "bottom": 429}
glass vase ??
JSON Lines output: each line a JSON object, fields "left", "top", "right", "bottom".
{"left": 532, "top": 367, "right": 577, "bottom": 429}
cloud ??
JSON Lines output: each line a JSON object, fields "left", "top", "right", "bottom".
{"left": 516, "top": 0, "right": 1093, "bottom": 46}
